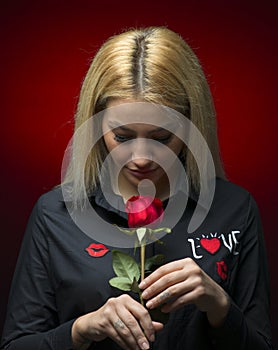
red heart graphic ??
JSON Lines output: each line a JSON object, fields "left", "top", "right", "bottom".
{"left": 200, "top": 238, "right": 220, "bottom": 254}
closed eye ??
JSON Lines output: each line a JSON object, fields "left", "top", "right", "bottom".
{"left": 154, "top": 135, "right": 172, "bottom": 144}
{"left": 113, "top": 134, "right": 133, "bottom": 143}
{"left": 113, "top": 133, "right": 172, "bottom": 144}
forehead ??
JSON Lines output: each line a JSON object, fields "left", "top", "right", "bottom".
{"left": 102, "top": 101, "right": 184, "bottom": 134}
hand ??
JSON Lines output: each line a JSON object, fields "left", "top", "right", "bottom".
{"left": 72, "top": 294, "right": 164, "bottom": 350}
{"left": 139, "top": 257, "right": 230, "bottom": 328}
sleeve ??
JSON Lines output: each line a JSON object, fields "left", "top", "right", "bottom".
{"left": 0, "top": 197, "right": 76, "bottom": 350}
{"left": 208, "top": 194, "right": 274, "bottom": 349}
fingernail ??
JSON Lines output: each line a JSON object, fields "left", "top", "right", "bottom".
{"left": 146, "top": 301, "right": 153, "bottom": 309}
{"left": 142, "top": 290, "right": 148, "bottom": 298}
{"left": 139, "top": 281, "right": 146, "bottom": 289}
{"left": 141, "top": 341, "right": 149, "bottom": 349}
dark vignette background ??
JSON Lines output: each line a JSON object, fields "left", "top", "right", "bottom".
{"left": 1, "top": 0, "right": 277, "bottom": 346}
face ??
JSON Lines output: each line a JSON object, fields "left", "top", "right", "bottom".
{"left": 102, "top": 100, "right": 184, "bottom": 200}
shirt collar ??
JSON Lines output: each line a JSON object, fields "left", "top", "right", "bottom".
{"left": 59, "top": 182, "right": 199, "bottom": 218}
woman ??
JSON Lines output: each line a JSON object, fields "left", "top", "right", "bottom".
{"left": 1, "top": 27, "right": 273, "bottom": 349}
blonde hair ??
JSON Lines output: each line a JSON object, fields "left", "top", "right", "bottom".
{"left": 63, "top": 26, "right": 225, "bottom": 206}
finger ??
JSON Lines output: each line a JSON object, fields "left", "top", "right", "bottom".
{"left": 130, "top": 305, "right": 157, "bottom": 343}
{"left": 160, "top": 290, "right": 197, "bottom": 313}
{"left": 106, "top": 295, "right": 162, "bottom": 348}
{"left": 118, "top": 295, "right": 156, "bottom": 343}
{"left": 108, "top": 319, "right": 140, "bottom": 350}
{"left": 116, "top": 308, "right": 152, "bottom": 350}
{"left": 145, "top": 278, "right": 197, "bottom": 310}
{"left": 122, "top": 299, "right": 155, "bottom": 342}
{"left": 145, "top": 288, "right": 177, "bottom": 310}
{"left": 152, "top": 321, "right": 164, "bottom": 332}
{"left": 141, "top": 269, "right": 186, "bottom": 300}
{"left": 139, "top": 260, "right": 185, "bottom": 289}
{"left": 111, "top": 316, "right": 142, "bottom": 350}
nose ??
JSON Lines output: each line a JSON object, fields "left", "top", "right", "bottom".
{"left": 132, "top": 156, "right": 153, "bottom": 168}
{"left": 130, "top": 139, "right": 153, "bottom": 168}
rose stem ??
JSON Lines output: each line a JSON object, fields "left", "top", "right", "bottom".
{"left": 139, "top": 290, "right": 144, "bottom": 306}
{"left": 141, "top": 242, "right": 146, "bottom": 282}
{"left": 140, "top": 240, "right": 146, "bottom": 306}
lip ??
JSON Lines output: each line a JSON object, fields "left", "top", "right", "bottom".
{"left": 126, "top": 168, "right": 158, "bottom": 178}
{"left": 85, "top": 243, "right": 109, "bottom": 257}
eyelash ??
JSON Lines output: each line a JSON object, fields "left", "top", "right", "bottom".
{"left": 113, "top": 134, "right": 131, "bottom": 143}
{"left": 113, "top": 134, "right": 172, "bottom": 144}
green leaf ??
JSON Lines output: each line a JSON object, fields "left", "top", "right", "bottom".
{"left": 145, "top": 254, "right": 165, "bottom": 271}
{"left": 131, "top": 277, "right": 141, "bottom": 293}
{"left": 109, "top": 277, "right": 132, "bottom": 291}
{"left": 112, "top": 250, "right": 140, "bottom": 282}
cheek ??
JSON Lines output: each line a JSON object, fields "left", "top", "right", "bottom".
{"left": 170, "top": 138, "right": 184, "bottom": 155}
{"left": 153, "top": 140, "right": 184, "bottom": 163}
{"left": 103, "top": 132, "right": 116, "bottom": 153}
{"left": 103, "top": 134, "right": 131, "bottom": 165}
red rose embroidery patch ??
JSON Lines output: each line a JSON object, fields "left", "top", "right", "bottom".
{"left": 216, "top": 260, "right": 228, "bottom": 280}
{"left": 85, "top": 243, "right": 109, "bottom": 257}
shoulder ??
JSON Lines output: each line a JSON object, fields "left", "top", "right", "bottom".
{"left": 38, "top": 185, "right": 64, "bottom": 202}
{"left": 213, "top": 177, "right": 261, "bottom": 227}
{"left": 28, "top": 186, "right": 68, "bottom": 230}
{"left": 35, "top": 185, "right": 65, "bottom": 212}
{"left": 215, "top": 177, "right": 250, "bottom": 200}
{"left": 214, "top": 177, "right": 257, "bottom": 208}
{"left": 27, "top": 186, "right": 84, "bottom": 244}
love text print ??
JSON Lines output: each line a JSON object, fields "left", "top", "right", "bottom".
{"left": 188, "top": 231, "right": 240, "bottom": 259}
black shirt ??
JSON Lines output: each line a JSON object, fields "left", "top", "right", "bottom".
{"left": 0, "top": 178, "right": 274, "bottom": 349}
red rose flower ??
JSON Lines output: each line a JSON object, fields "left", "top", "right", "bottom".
{"left": 126, "top": 196, "right": 164, "bottom": 228}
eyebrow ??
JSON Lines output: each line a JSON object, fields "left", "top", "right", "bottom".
{"left": 107, "top": 121, "right": 171, "bottom": 133}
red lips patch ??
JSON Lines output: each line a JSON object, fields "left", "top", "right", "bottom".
{"left": 85, "top": 243, "right": 109, "bottom": 257}
{"left": 200, "top": 238, "right": 220, "bottom": 254}
{"left": 216, "top": 260, "right": 228, "bottom": 280}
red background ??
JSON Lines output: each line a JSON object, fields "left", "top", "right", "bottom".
{"left": 1, "top": 0, "right": 277, "bottom": 345}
